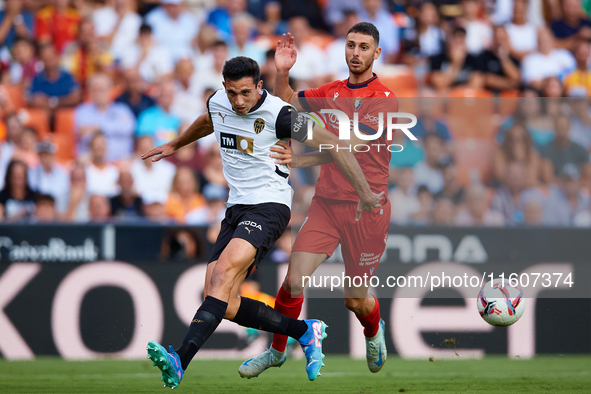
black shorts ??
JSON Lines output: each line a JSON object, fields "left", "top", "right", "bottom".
{"left": 208, "top": 202, "right": 291, "bottom": 270}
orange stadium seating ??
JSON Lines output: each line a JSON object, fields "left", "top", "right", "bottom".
{"left": 21, "top": 108, "right": 50, "bottom": 139}
{"left": 52, "top": 108, "right": 76, "bottom": 164}
{"left": 5, "top": 84, "right": 25, "bottom": 109}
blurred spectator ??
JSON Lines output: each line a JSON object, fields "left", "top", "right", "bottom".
{"left": 192, "top": 40, "right": 227, "bottom": 94}
{"left": 455, "top": 184, "right": 505, "bottom": 226}
{"left": 523, "top": 198, "right": 543, "bottom": 226}
{"left": 145, "top": 0, "right": 198, "bottom": 61}
{"left": 412, "top": 99, "right": 452, "bottom": 142}
{"left": 6, "top": 37, "right": 39, "bottom": 87}
{"left": 389, "top": 167, "right": 420, "bottom": 225}
{"left": 110, "top": 170, "right": 143, "bottom": 219}
{"left": 11, "top": 127, "right": 39, "bottom": 169}
{"left": 0, "top": 113, "right": 22, "bottom": 187}
{"left": 544, "top": 163, "right": 589, "bottom": 226}
{"left": 192, "top": 24, "right": 218, "bottom": 69}
{"left": 430, "top": 196, "right": 456, "bottom": 226}
{"left": 34, "top": 0, "right": 81, "bottom": 53}
{"left": 228, "top": 13, "right": 265, "bottom": 65}
{"left": 88, "top": 194, "right": 112, "bottom": 222}
{"left": 506, "top": 0, "right": 537, "bottom": 61}
{"left": 137, "top": 80, "right": 182, "bottom": 147}
{"left": 260, "top": 49, "right": 278, "bottom": 92}
{"left": 324, "top": 0, "right": 364, "bottom": 27}
{"left": 498, "top": 91, "right": 556, "bottom": 147}
{"left": 491, "top": 161, "right": 528, "bottom": 225}
{"left": 0, "top": 0, "right": 34, "bottom": 50}
{"left": 33, "top": 193, "right": 57, "bottom": 222}
{"left": 481, "top": 25, "right": 521, "bottom": 93}
{"left": 541, "top": 114, "right": 589, "bottom": 180}
{"left": 165, "top": 166, "right": 206, "bottom": 223}
{"left": 65, "top": 161, "right": 89, "bottom": 222}
{"left": 540, "top": 75, "right": 564, "bottom": 97}
{"left": 171, "top": 58, "right": 203, "bottom": 124}
{"left": 256, "top": 1, "right": 287, "bottom": 36}
{"left": 493, "top": 122, "right": 542, "bottom": 186}
{"left": 551, "top": 0, "right": 591, "bottom": 50}
{"left": 93, "top": 0, "right": 142, "bottom": 61}
{"left": 325, "top": 10, "right": 360, "bottom": 81}
{"left": 0, "top": 160, "right": 37, "bottom": 221}
{"left": 567, "top": 98, "right": 591, "bottom": 152}
{"left": 115, "top": 68, "right": 155, "bottom": 118}
{"left": 202, "top": 143, "right": 227, "bottom": 188}
{"left": 185, "top": 183, "right": 228, "bottom": 225}
{"left": 404, "top": 2, "right": 445, "bottom": 59}
{"left": 60, "top": 17, "right": 114, "bottom": 88}
{"left": 413, "top": 134, "right": 445, "bottom": 194}
{"left": 27, "top": 43, "right": 82, "bottom": 116}
{"left": 166, "top": 142, "right": 207, "bottom": 173}
{"left": 410, "top": 184, "right": 432, "bottom": 225}
{"left": 358, "top": 0, "right": 399, "bottom": 62}
{"left": 429, "top": 27, "right": 484, "bottom": 91}
{"left": 434, "top": 157, "right": 465, "bottom": 204}
{"left": 281, "top": 0, "right": 328, "bottom": 31}
{"left": 142, "top": 190, "right": 170, "bottom": 223}
{"left": 286, "top": 17, "right": 328, "bottom": 89}
{"left": 207, "top": 0, "right": 247, "bottom": 42}
{"left": 130, "top": 135, "right": 176, "bottom": 201}
{"left": 85, "top": 132, "right": 119, "bottom": 197}
{"left": 521, "top": 28, "right": 575, "bottom": 89}
{"left": 121, "top": 23, "right": 173, "bottom": 84}
{"left": 563, "top": 39, "right": 591, "bottom": 96}
{"left": 74, "top": 73, "right": 136, "bottom": 161}
{"left": 457, "top": 0, "right": 492, "bottom": 55}
{"left": 28, "top": 141, "right": 69, "bottom": 214}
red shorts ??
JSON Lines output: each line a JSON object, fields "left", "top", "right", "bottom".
{"left": 292, "top": 196, "right": 391, "bottom": 277}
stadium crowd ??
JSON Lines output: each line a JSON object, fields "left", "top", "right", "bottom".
{"left": 0, "top": 0, "right": 590, "bottom": 227}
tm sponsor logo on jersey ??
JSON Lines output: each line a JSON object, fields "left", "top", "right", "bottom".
{"left": 220, "top": 132, "right": 254, "bottom": 154}
{"left": 238, "top": 220, "right": 262, "bottom": 230}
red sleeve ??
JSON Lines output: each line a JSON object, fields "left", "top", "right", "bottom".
{"left": 297, "top": 81, "right": 339, "bottom": 113}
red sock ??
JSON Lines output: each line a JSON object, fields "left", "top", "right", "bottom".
{"left": 356, "top": 297, "right": 381, "bottom": 338}
{"left": 271, "top": 286, "right": 304, "bottom": 352}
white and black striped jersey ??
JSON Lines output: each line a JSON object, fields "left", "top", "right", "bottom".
{"left": 207, "top": 89, "right": 308, "bottom": 208}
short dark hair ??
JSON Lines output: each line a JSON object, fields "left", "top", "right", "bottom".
{"left": 452, "top": 26, "right": 467, "bottom": 37}
{"left": 139, "top": 23, "right": 152, "bottom": 35}
{"left": 37, "top": 194, "right": 55, "bottom": 205}
{"left": 222, "top": 56, "right": 260, "bottom": 84}
{"left": 347, "top": 22, "right": 380, "bottom": 46}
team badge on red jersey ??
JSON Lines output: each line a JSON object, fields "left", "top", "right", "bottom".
{"left": 354, "top": 97, "right": 363, "bottom": 110}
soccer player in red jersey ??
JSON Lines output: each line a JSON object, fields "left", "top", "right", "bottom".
{"left": 239, "top": 22, "right": 397, "bottom": 377}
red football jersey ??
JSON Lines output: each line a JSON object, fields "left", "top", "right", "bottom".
{"left": 298, "top": 74, "right": 398, "bottom": 202}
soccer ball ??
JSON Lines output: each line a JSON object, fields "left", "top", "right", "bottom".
{"left": 477, "top": 278, "right": 525, "bottom": 327}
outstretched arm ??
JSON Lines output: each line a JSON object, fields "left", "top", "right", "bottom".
{"left": 275, "top": 33, "right": 302, "bottom": 109}
{"left": 142, "top": 113, "right": 213, "bottom": 162}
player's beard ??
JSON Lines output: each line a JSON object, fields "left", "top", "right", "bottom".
{"left": 348, "top": 57, "right": 373, "bottom": 75}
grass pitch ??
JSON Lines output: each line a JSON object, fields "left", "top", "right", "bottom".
{"left": 1, "top": 355, "right": 590, "bottom": 393}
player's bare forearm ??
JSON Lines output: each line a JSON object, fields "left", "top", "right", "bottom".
{"left": 142, "top": 113, "right": 213, "bottom": 162}
{"left": 293, "top": 151, "right": 334, "bottom": 167}
{"left": 303, "top": 132, "right": 372, "bottom": 200}
{"left": 172, "top": 113, "right": 213, "bottom": 149}
{"left": 274, "top": 70, "right": 293, "bottom": 102}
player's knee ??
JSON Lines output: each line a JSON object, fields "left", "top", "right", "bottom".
{"left": 344, "top": 297, "right": 365, "bottom": 314}
{"left": 283, "top": 273, "right": 303, "bottom": 294}
{"left": 209, "top": 262, "right": 239, "bottom": 292}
